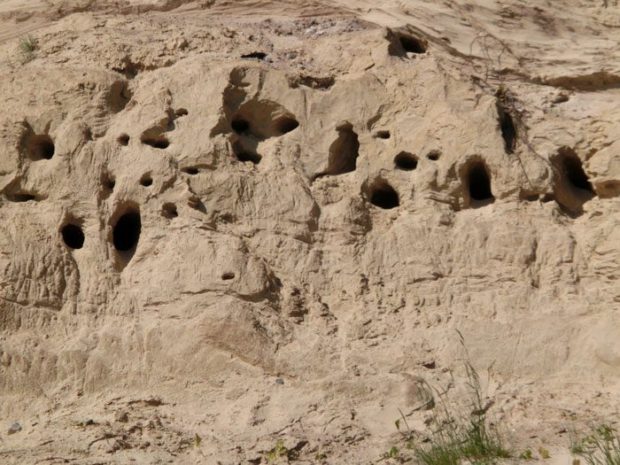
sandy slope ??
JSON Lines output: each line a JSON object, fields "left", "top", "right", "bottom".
{"left": 0, "top": 0, "right": 619, "bottom": 464}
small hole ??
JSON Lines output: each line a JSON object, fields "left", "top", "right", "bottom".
{"left": 61, "top": 223, "right": 85, "bottom": 250}
{"left": 562, "top": 153, "right": 593, "bottom": 192}
{"left": 102, "top": 172, "right": 116, "bottom": 191}
{"left": 117, "top": 133, "right": 130, "bottom": 146}
{"left": 113, "top": 209, "right": 141, "bottom": 252}
{"left": 394, "top": 152, "right": 418, "bottom": 171}
{"left": 221, "top": 272, "right": 235, "bottom": 280}
{"left": 175, "top": 108, "right": 188, "bottom": 117}
{"left": 394, "top": 32, "right": 428, "bottom": 55}
{"left": 427, "top": 150, "right": 441, "bottom": 161}
{"left": 276, "top": 116, "right": 299, "bottom": 135}
{"left": 374, "top": 130, "right": 391, "bottom": 139}
{"left": 231, "top": 118, "right": 250, "bottom": 134}
{"left": 181, "top": 167, "right": 199, "bottom": 175}
{"left": 140, "top": 135, "right": 169, "bottom": 149}
{"left": 140, "top": 174, "right": 153, "bottom": 187}
{"left": 30, "top": 135, "right": 55, "bottom": 160}
{"left": 6, "top": 192, "right": 37, "bottom": 202}
{"left": 369, "top": 181, "right": 400, "bottom": 209}
{"left": 162, "top": 203, "right": 178, "bottom": 219}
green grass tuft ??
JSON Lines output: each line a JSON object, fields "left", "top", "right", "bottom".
{"left": 572, "top": 425, "right": 620, "bottom": 465}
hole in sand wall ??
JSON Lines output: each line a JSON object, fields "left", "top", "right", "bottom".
{"left": 61, "top": 223, "right": 85, "bottom": 250}
{"left": 325, "top": 123, "right": 360, "bottom": 175}
{"left": 394, "top": 152, "right": 418, "bottom": 171}
{"left": 551, "top": 147, "right": 595, "bottom": 214}
{"left": 427, "top": 150, "right": 441, "bottom": 161}
{"left": 496, "top": 99, "right": 517, "bottom": 154}
{"left": 232, "top": 140, "right": 262, "bottom": 164}
{"left": 374, "top": 130, "right": 391, "bottom": 139}
{"left": 368, "top": 180, "right": 400, "bottom": 209}
{"left": 464, "top": 159, "right": 494, "bottom": 206}
{"left": 28, "top": 134, "right": 55, "bottom": 160}
{"left": 221, "top": 272, "right": 235, "bottom": 280}
{"left": 181, "top": 167, "right": 200, "bottom": 175}
{"left": 231, "top": 118, "right": 250, "bottom": 134}
{"left": 140, "top": 134, "right": 169, "bottom": 149}
{"left": 275, "top": 116, "right": 299, "bottom": 135}
{"left": 117, "top": 133, "right": 130, "bottom": 146}
{"left": 140, "top": 174, "right": 153, "bottom": 187}
{"left": 112, "top": 207, "right": 141, "bottom": 264}
{"left": 162, "top": 203, "right": 178, "bottom": 219}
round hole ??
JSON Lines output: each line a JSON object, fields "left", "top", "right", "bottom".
{"left": 117, "top": 133, "right": 130, "bottom": 146}
{"left": 140, "top": 174, "right": 153, "bottom": 187}
{"left": 394, "top": 152, "right": 418, "bottom": 171}
{"left": 221, "top": 272, "right": 235, "bottom": 280}
{"left": 426, "top": 150, "right": 441, "bottom": 161}
{"left": 369, "top": 181, "right": 400, "bottom": 209}
{"left": 61, "top": 223, "right": 85, "bottom": 249}
{"left": 113, "top": 210, "right": 141, "bottom": 252}
{"left": 30, "top": 135, "right": 55, "bottom": 160}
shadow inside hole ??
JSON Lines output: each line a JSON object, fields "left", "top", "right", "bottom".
{"left": 231, "top": 118, "right": 250, "bottom": 134}
{"left": 162, "top": 203, "right": 178, "bottom": 219}
{"left": 117, "top": 133, "right": 130, "bottom": 146}
{"left": 29, "top": 134, "right": 55, "bottom": 160}
{"left": 232, "top": 140, "right": 261, "bottom": 164}
{"left": 427, "top": 150, "right": 441, "bottom": 161}
{"left": 181, "top": 167, "right": 200, "bottom": 175}
{"left": 465, "top": 160, "right": 495, "bottom": 207}
{"left": 374, "top": 130, "right": 391, "bottom": 140}
{"left": 221, "top": 272, "right": 235, "bottom": 280}
{"left": 394, "top": 152, "right": 418, "bottom": 171}
{"left": 140, "top": 134, "right": 169, "bottom": 149}
{"left": 61, "top": 223, "right": 85, "bottom": 250}
{"left": 275, "top": 116, "right": 299, "bottom": 135}
{"left": 324, "top": 123, "right": 359, "bottom": 176}
{"left": 140, "top": 174, "right": 153, "bottom": 187}
{"left": 112, "top": 209, "right": 141, "bottom": 265}
{"left": 368, "top": 180, "right": 400, "bottom": 209}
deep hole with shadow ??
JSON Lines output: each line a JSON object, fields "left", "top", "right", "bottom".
{"left": 275, "top": 116, "right": 299, "bottom": 135}
{"left": 117, "top": 133, "right": 130, "bottom": 146}
{"left": 30, "top": 135, "right": 55, "bottom": 160}
{"left": 140, "top": 135, "right": 169, "bottom": 149}
{"left": 221, "top": 272, "right": 235, "bottom": 280}
{"left": 162, "top": 203, "right": 178, "bottom": 219}
{"left": 181, "top": 167, "right": 199, "bottom": 175}
{"left": 370, "top": 182, "right": 400, "bottom": 209}
{"left": 561, "top": 151, "right": 593, "bottom": 192}
{"left": 61, "top": 223, "right": 85, "bottom": 250}
{"left": 374, "top": 130, "right": 391, "bottom": 139}
{"left": 233, "top": 141, "right": 261, "bottom": 164}
{"left": 113, "top": 210, "right": 141, "bottom": 252}
{"left": 325, "top": 123, "right": 359, "bottom": 175}
{"left": 496, "top": 101, "right": 517, "bottom": 154}
{"left": 140, "top": 174, "right": 153, "bottom": 187}
{"left": 231, "top": 118, "right": 250, "bottom": 134}
{"left": 467, "top": 161, "right": 494, "bottom": 202}
{"left": 427, "top": 150, "right": 441, "bottom": 161}
{"left": 394, "top": 152, "right": 418, "bottom": 171}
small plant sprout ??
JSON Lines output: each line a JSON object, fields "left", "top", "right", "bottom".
{"left": 18, "top": 35, "right": 37, "bottom": 63}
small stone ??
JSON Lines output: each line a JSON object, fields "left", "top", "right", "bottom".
{"left": 8, "top": 422, "right": 22, "bottom": 435}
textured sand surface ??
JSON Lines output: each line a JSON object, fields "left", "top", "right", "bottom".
{"left": 0, "top": 0, "right": 619, "bottom": 463}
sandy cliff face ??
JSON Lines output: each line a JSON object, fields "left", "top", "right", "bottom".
{"left": 0, "top": 0, "right": 619, "bottom": 463}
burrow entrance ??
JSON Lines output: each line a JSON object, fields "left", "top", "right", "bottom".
{"left": 61, "top": 223, "right": 85, "bottom": 250}
{"left": 551, "top": 147, "right": 594, "bottom": 214}
{"left": 324, "top": 123, "right": 359, "bottom": 176}
{"left": 394, "top": 152, "right": 418, "bottom": 171}
{"left": 388, "top": 29, "right": 428, "bottom": 57}
{"left": 366, "top": 179, "right": 400, "bottom": 209}
{"left": 463, "top": 159, "right": 494, "bottom": 207}
{"left": 112, "top": 207, "right": 141, "bottom": 266}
